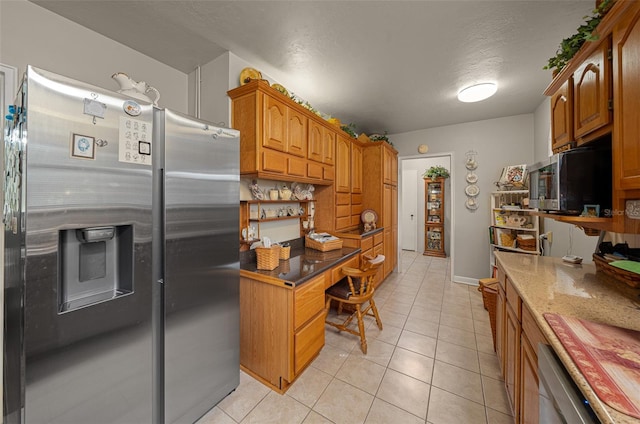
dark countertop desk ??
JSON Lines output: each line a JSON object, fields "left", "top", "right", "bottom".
{"left": 240, "top": 238, "right": 360, "bottom": 287}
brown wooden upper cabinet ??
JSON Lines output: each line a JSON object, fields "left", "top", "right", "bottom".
{"left": 228, "top": 80, "right": 334, "bottom": 185}
{"left": 550, "top": 79, "right": 574, "bottom": 152}
{"left": 335, "top": 135, "right": 351, "bottom": 193}
{"left": 263, "top": 95, "right": 288, "bottom": 152}
{"left": 548, "top": 36, "right": 612, "bottom": 152}
{"left": 613, "top": 2, "right": 640, "bottom": 191}
{"left": 573, "top": 37, "right": 612, "bottom": 142}
{"left": 543, "top": 0, "right": 640, "bottom": 234}
{"left": 351, "top": 142, "right": 363, "bottom": 194}
{"left": 287, "top": 108, "right": 308, "bottom": 158}
{"left": 308, "top": 121, "right": 324, "bottom": 163}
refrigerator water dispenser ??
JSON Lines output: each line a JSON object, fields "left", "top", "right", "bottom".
{"left": 59, "top": 225, "right": 134, "bottom": 312}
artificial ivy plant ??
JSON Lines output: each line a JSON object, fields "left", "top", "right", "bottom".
{"left": 544, "top": 0, "right": 613, "bottom": 73}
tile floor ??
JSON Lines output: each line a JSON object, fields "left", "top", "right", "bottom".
{"left": 198, "top": 251, "right": 514, "bottom": 424}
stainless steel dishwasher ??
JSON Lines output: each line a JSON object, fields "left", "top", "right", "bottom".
{"left": 538, "top": 344, "right": 600, "bottom": 423}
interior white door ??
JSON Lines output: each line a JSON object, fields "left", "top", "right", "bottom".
{"left": 401, "top": 169, "right": 418, "bottom": 251}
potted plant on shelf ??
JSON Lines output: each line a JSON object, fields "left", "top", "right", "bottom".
{"left": 423, "top": 166, "right": 450, "bottom": 181}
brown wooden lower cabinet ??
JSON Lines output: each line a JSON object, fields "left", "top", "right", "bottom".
{"left": 505, "top": 300, "right": 520, "bottom": 417}
{"left": 240, "top": 255, "right": 359, "bottom": 393}
{"left": 520, "top": 332, "right": 539, "bottom": 424}
{"left": 495, "top": 264, "right": 549, "bottom": 424}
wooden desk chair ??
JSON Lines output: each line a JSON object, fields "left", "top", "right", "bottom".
{"left": 325, "top": 255, "right": 385, "bottom": 354}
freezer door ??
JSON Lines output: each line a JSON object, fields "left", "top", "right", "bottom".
{"left": 161, "top": 109, "right": 240, "bottom": 423}
{"left": 19, "top": 66, "right": 154, "bottom": 423}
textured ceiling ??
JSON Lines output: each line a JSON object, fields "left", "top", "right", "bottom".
{"left": 31, "top": 0, "right": 595, "bottom": 135}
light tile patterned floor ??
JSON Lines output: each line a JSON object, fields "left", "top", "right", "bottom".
{"left": 198, "top": 251, "right": 513, "bottom": 424}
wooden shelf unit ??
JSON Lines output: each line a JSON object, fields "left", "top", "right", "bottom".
{"left": 423, "top": 177, "right": 446, "bottom": 257}
{"left": 240, "top": 199, "right": 315, "bottom": 242}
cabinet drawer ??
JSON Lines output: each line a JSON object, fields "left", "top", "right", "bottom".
{"left": 336, "top": 205, "right": 351, "bottom": 218}
{"left": 335, "top": 216, "right": 351, "bottom": 230}
{"left": 307, "top": 161, "right": 323, "bottom": 179}
{"left": 262, "top": 149, "right": 287, "bottom": 174}
{"left": 329, "top": 255, "right": 359, "bottom": 288}
{"left": 505, "top": 277, "right": 521, "bottom": 321}
{"left": 323, "top": 165, "right": 335, "bottom": 181}
{"left": 351, "top": 203, "right": 363, "bottom": 215}
{"left": 351, "top": 193, "right": 363, "bottom": 205}
{"left": 294, "top": 311, "right": 325, "bottom": 374}
{"left": 373, "top": 232, "right": 383, "bottom": 246}
{"left": 288, "top": 156, "right": 307, "bottom": 177}
{"left": 522, "top": 302, "right": 547, "bottom": 356}
{"left": 361, "top": 236, "right": 373, "bottom": 251}
{"left": 294, "top": 275, "right": 326, "bottom": 330}
{"left": 336, "top": 193, "right": 350, "bottom": 205}
{"left": 350, "top": 214, "right": 360, "bottom": 227}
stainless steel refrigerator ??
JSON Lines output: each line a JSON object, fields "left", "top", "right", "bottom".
{"left": 3, "top": 66, "right": 240, "bottom": 423}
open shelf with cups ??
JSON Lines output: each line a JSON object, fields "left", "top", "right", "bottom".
{"left": 489, "top": 190, "right": 540, "bottom": 272}
{"left": 240, "top": 200, "right": 315, "bottom": 245}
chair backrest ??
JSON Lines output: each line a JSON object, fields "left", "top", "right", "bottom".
{"left": 341, "top": 255, "right": 386, "bottom": 299}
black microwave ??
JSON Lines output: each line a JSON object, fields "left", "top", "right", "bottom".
{"left": 528, "top": 144, "right": 612, "bottom": 215}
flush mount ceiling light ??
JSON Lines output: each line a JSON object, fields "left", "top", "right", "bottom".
{"left": 457, "top": 83, "right": 497, "bottom": 103}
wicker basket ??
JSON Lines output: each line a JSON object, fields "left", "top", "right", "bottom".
{"left": 516, "top": 235, "right": 536, "bottom": 251}
{"left": 279, "top": 245, "right": 291, "bottom": 260}
{"left": 478, "top": 278, "right": 499, "bottom": 351}
{"left": 592, "top": 253, "right": 640, "bottom": 288}
{"left": 255, "top": 246, "right": 280, "bottom": 270}
{"left": 305, "top": 235, "right": 343, "bottom": 252}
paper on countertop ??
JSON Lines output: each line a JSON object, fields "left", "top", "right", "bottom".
{"left": 309, "top": 232, "right": 339, "bottom": 242}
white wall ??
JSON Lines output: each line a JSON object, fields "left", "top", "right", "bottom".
{"left": 0, "top": 0, "right": 188, "bottom": 112}
{"left": 400, "top": 156, "right": 451, "bottom": 255}
{"left": 391, "top": 114, "right": 534, "bottom": 283}
{"left": 532, "top": 98, "right": 601, "bottom": 260}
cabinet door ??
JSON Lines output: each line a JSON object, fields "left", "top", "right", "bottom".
{"left": 323, "top": 128, "right": 336, "bottom": 165}
{"left": 390, "top": 152, "right": 398, "bottom": 186}
{"left": 550, "top": 79, "right": 574, "bottom": 152}
{"left": 294, "top": 311, "right": 325, "bottom": 374}
{"left": 613, "top": 4, "right": 640, "bottom": 190}
{"left": 351, "top": 142, "right": 363, "bottom": 193}
{"left": 287, "top": 108, "right": 308, "bottom": 157}
{"left": 574, "top": 37, "right": 612, "bottom": 141}
{"left": 520, "top": 334, "right": 539, "bottom": 424}
{"left": 308, "top": 121, "right": 324, "bottom": 162}
{"left": 263, "top": 95, "right": 287, "bottom": 152}
{"left": 383, "top": 146, "right": 393, "bottom": 185}
{"left": 335, "top": 136, "right": 351, "bottom": 193}
{"left": 505, "top": 301, "right": 521, "bottom": 421}
{"left": 495, "top": 286, "right": 506, "bottom": 376}
{"left": 392, "top": 185, "right": 398, "bottom": 269}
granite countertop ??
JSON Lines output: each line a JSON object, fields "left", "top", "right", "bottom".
{"left": 241, "top": 241, "right": 360, "bottom": 287}
{"left": 495, "top": 251, "right": 640, "bottom": 424}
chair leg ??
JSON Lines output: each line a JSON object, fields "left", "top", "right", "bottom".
{"left": 370, "top": 299, "right": 383, "bottom": 330}
{"left": 355, "top": 304, "right": 367, "bottom": 354}
{"left": 337, "top": 301, "right": 344, "bottom": 315}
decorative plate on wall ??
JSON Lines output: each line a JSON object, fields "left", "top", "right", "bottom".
{"left": 466, "top": 172, "right": 478, "bottom": 183}
{"left": 465, "top": 184, "right": 480, "bottom": 197}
